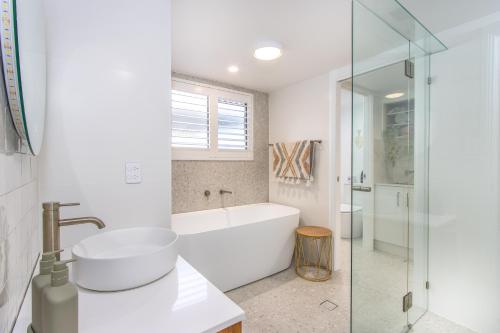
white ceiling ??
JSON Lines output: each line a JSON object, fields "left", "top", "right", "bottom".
{"left": 172, "top": 0, "right": 351, "bottom": 93}
{"left": 399, "top": 0, "right": 500, "bottom": 33}
{"left": 172, "top": 0, "right": 500, "bottom": 93}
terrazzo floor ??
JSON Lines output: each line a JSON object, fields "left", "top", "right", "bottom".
{"left": 226, "top": 239, "right": 475, "bottom": 333}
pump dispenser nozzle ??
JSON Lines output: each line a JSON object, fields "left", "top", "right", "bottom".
{"left": 40, "top": 250, "right": 64, "bottom": 275}
{"left": 51, "top": 259, "right": 76, "bottom": 287}
{"left": 41, "top": 249, "right": 64, "bottom": 260}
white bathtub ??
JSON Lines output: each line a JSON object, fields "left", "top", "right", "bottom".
{"left": 171, "top": 203, "right": 300, "bottom": 292}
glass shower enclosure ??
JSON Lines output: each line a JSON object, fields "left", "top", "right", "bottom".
{"left": 350, "top": 0, "right": 446, "bottom": 332}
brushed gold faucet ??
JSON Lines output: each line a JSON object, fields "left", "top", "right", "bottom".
{"left": 42, "top": 202, "right": 106, "bottom": 257}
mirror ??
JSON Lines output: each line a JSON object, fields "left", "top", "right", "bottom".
{"left": 0, "top": 0, "right": 47, "bottom": 155}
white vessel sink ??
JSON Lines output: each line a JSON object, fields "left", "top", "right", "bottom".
{"left": 72, "top": 227, "right": 178, "bottom": 291}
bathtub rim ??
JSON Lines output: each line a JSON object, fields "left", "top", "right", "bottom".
{"left": 171, "top": 202, "right": 300, "bottom": 236}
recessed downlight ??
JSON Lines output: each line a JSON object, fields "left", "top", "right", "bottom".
{"left": 385, "top": 92, "right": 405, "bottom": 99}
{"left": 254, "top": 42, "right": 282, "bottom": 61}
{"left": 227, "top": 65, "right": 239, "bottom": 73}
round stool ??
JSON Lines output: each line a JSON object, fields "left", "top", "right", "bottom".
{"left": 294, "top": 226, "right": 332, "bottom": 281}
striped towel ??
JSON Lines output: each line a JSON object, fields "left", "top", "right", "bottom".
{"left": 272, "top": 140, "right": 315, "bottom": 185}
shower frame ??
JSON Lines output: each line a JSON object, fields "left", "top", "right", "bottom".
{"left": 348, "top": 0, "right": 447, "bottom": 332}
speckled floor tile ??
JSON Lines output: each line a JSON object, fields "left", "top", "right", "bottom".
{"left": 226, "top": 240, "right": 350, "bottom": 333}
{"left": 226, "top": 239, "right": 474, "bottom": 333}
{"left": 412, "top": 312, "right": 475, "bottom": 333}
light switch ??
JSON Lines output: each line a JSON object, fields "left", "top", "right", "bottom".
{"left": 125, "top": 162, "right": 141, "bottom": 184}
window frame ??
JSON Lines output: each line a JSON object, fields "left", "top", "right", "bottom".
{"left": 172, "top": 78, "right": 254, "bottom": 161}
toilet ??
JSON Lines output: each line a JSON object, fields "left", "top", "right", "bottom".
{"left": 340, "top": 204, "right": 363, "bottom": 239}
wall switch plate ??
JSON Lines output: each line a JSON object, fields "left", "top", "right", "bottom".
{"left": 125, "top": 162, "right": 141, "bottom": 184}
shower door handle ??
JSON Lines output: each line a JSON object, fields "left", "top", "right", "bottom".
{"left": 352, "top": 185, "right": 371, "bottom": 192}
{"left": 396, "top": 192, "right": 400, "bottom": 207}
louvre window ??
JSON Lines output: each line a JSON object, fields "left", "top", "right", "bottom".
{"left": 171, "top": 90, "right": 209, "bottom": 149}
{"left": 172, "top": 79, "right": 253, "bottom": 160}
{"left": 217, "top": 98, "right": 248, "bottom": 150}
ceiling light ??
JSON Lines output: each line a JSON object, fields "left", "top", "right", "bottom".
{"left": 385, "top": 92, "right": 405, "bottom": 99}
{"left": 227, "top": 65, "right": 239, "bottom": 73}
{"left": 254, "top": 42, "right": 282, "bottom": 61}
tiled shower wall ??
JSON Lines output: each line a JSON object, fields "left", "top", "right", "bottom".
{"left": 172, "top": 73, "right": 269, "bottom": 213}
{"left": 0, "top": 74, "right": 40, "bottom": 331}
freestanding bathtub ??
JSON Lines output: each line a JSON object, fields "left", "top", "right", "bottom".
{"left": 171, "top": 203, "right": 300, "bottom": 292}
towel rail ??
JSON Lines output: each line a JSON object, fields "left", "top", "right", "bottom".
{"left": 268, "top": 140, "right": 322, "bottom": 147}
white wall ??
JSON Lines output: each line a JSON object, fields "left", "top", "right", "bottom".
{"left": 269, "top": 74, "right": 331, "bottom": 235}
{"left": 428, "top": 15, "right": 500, "bottom": 333}
{"left": 39, "top": 0, "right": 172, "bottom": 248}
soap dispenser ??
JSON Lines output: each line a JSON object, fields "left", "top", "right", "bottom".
{"left": 29, "top": 250, "right": 63, "bottom": 333}
{"left": 41, "top": 259, "right": 78, "bottom": 333}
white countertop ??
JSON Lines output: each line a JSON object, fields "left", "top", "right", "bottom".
{"left": 13, "top": 256, "right": 245, "bottom": 333}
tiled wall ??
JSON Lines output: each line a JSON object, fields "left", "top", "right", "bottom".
{"left": 0, "top": 73, "right": 40, "bottom": 331}
{"left": 172, "top": 73, "right": 269, "bottom": 213}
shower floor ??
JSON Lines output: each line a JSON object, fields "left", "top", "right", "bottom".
{"left": 225, "top": 239, "right": 474, "bottom": 333}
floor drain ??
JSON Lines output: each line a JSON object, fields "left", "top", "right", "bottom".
{"left": 320, "top": 299, "right": 338, "bottom": 311}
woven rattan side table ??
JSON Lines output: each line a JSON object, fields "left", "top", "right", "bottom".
{"left": 294, "top": 226, "right": 332, "bottom": 281}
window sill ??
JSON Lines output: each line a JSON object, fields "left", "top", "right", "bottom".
{"left": 172, "top": 149, "right": 254, "bottom": 161}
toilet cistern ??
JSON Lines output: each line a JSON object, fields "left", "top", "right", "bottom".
{"left": 42, "top": 202, "right": 106, "bottom": 258}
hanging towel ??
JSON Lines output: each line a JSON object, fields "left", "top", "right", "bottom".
{"left": 272, "top": 140, "right": 315, "bottom": 185}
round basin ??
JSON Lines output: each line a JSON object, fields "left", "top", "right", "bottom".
{"left": 72, "top": 227, "right": 178, "bottom": 291}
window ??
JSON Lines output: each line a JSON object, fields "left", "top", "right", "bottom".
{"left": 172, "top": 90, "right": 209, "bottom": 149}
{"left": 217, "top": 98, "right": 248, "bottom": 150}
{"left": 171, "top": 79, "right": 253, "bottom": 160}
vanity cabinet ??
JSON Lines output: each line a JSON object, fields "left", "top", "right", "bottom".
{"left": 13, "top": 257, "right": 245, "bottom": 333}
{"left": 219, "top": 322, "right": 242, "bottom": 333}
{"left": 374, "top": 184, "right": 414, "bottom": 254}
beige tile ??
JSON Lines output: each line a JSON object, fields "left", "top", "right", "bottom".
{"left": 227, "top": 239, "right": 473, "bottom": 333}
{"left": 171, "top": 73, "right": 269, "bottom": 214}
{"left": 412, "top": 312, "right": 476, "bottom": 333}
{"left": 226, "top": 240, "right": 351, "bottom": 333}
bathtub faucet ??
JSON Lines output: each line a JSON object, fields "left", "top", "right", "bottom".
{"left": 219, "top": 189, "right": 233, "bottom": 195}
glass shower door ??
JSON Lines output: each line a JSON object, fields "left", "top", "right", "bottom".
{"left": 351, "top": 61, "right": 413, "bottom": 333}
{"left": 407, "top": 39, "right": 432, "bottom": 327}
{"left": 351, "top": 0, "right": 445, "bottom": 332}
